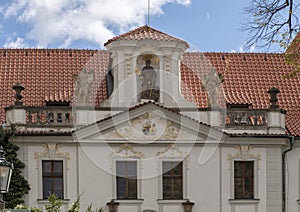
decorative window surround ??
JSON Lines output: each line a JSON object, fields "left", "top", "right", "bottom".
{"left": 34, "top": 144, "right": 70, "bottom": 200}
{"left": 158, "top": 158, "right": 188, "bottom": 200}
{"left": 157, "top": 199, "right": 189, "bottom": 204}
{"left": 229, "top": 199, "right": 260, "bottom": 204}
{"left": 227, "top": 145, "right": 260, "bottom": 200}
{"left": 112, "top": 157, "right": 142, "bottom": 200}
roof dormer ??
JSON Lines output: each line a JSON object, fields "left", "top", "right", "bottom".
{"left": 104, "top": 25, "right": 195, "bottom": 108}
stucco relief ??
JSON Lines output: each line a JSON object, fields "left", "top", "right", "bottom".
{"left": 106, "top": 112, "right": 182, "bottom": 141}
{"left": 227, "top": 145, "right": 262, "bottom": 169}
{"left": 110, "top": 143, "right": 145, "bottom": 159}
{"left": 156, "top": 144, "right": 190, "bottom": 169}
{"left": 34, "top": 144, "right": 71, "bottom": 169}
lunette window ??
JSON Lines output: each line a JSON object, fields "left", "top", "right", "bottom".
{"left": 162, "top": 161, "right": 183, "bottom": 199}
{"left": 234, "top": 161, "right": 254, "bottom": 199}
{"left": 116, "top": 161, "right": 137, "bottom": 199}
{"left": 42, "top": 160, "right": 64, "bottom": 199}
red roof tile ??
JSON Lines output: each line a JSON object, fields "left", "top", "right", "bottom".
{"left": 104, "top": 25, "right": 189, "bottom": 47}
{"left": 0, "top": 49, "right": 110, "bottom": 121}
{"left": 0, "top": 49, "right": 300, "bottom": 136}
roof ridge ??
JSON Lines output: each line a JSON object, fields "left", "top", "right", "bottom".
{"left": 104, "top": 25, "right": 189, "bottom": 46}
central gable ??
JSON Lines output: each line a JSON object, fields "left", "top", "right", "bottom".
{"left": 74, "top": 102, "right": 225, "bottom": 143}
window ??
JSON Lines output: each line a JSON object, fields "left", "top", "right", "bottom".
{"left": 42, "top": 160, "right": 64, "bottom": 199}
{"left": 116, "top": 161, "right": 137, "bottom": 199}
{"left": 162, "top": 161, "right": 183, "bottom": 199}
{"left": 234, "top": 161, "right": 254, "bottom": 199}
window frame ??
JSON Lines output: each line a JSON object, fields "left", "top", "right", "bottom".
{"left": 42, "top": 160, "right": 64, "bottom": 199}
{"left": 162, "top": 161, "right": 183, "bottom": 200}
{"left": 234, "top": 161, "right": 254, "bottom": 199}
{"left": 116, "top": 161, "right": 138, "bottom": 199}
{"left": 230, "top": 159, "right": 258, "bottom": 200}
{"left": 113, "top": 158, "right": 142, "bottom": 200}
{"left": 158, "top": 158, "right": 187, "bottom": 200}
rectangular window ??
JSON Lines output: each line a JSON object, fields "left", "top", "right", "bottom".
{"left": 162, "top": 161, "right": 183, "bottom": 200}
{"left": 116, "top": 161, "right": 137, "bottom": 199}
{"left": 42, "top": 160, "right": 64, "bottom": 199}
{"left": 234, "top": 161, "right": 254, "bottom": 199}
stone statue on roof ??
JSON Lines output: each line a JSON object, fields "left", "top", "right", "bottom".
{"left": 201, "top": 68, "right": 223, "bottom": 108}
{"left": 139, "top": 60, "right": 159, "bottom": 101}
{"left": 75, "top": 68, "right": 94, "bottom": 106}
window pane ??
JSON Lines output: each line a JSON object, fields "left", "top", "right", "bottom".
{"left": 163, "top": 162, "right": 183, "bottom": 199}
{"left": 127, "top": 162, "right": 137, "bottom": 177}
{"left": 116, "top": 162, "right": 125, "bottom": 176}
{"left": 234, "top": 161, "right": 254, "bottom": 199}
{"left": 42, "top": 160, "right": 64, "bottom": 199}
{"left": 234, "top": 178, "right": 243, "bottom": 199}
{"left": 53, "top": 178, "right": 63, "bottom": 190}
{"left": 128, "top": 179, "right": 137, "bottom": 199}
{"left": 42, "top": 161, "right": 52, "bottom": 175}
{"left": 117, "top": 177, "right": 126, "bottom": 199}
{"left": 53, "top": 161, "right": 63, "bottom": 176}
{"left": 173, "top": 163, "right": 182, "bottom": 176}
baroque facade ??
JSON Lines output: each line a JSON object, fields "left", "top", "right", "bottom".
{"left": 1, "top": 26, "right": 300, "bottom": 212}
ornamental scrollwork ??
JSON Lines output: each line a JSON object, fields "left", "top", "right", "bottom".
{"left": 34, "top": 144, "right": 71, "bottom": 170}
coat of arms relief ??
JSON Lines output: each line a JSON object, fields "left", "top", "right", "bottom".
{"left": 106, "top": 112, "right": 182, "bottom": 141}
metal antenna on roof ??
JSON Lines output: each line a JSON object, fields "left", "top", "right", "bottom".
{"left": 147, "top": 0, "right": 150, "bottom": 26}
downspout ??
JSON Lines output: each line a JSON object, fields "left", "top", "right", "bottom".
{"left": 282, "top": 128, "right": 294, "bottom": 212}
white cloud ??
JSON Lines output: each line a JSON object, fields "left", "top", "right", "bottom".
{"left": 3, "top": 37, "right": 29, "bottom": 48}
{"left": 0, "top": 0, "right": 191, "bottom": 48}
{"left": 206, "top": 12, "right": 210, "bottom": 20}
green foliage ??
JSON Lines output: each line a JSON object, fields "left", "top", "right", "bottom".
{"left": 0, "top": 127, "right": 30, "bottom": 209}
{"left": 68, "top": 196, "right": 80, "bottom": 212}
{"left": 45, "top": 193, "right": 63, "bottom": 212}
{"left": 14, "top": 204, "right": 41, "bottom": 212}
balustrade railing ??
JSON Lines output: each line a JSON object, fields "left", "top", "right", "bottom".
{"left": 223, "top": 109, "right": 268, "bottom": 127}
{"left": 26, "top": 106, "right": 73, "bottom": 126}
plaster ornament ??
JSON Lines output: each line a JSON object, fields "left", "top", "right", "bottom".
{"left": 74, "top": 68, "right": 94, "bottom": 106}
{"left": 34, "top": 144, "right": 71, "bottom": 169}
{"left": 107, "top": 112, "right": 182, "bottom": 141}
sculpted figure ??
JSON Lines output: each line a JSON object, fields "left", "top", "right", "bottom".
{"left": 75, "top": 68, "right": 94, "bottom": 105}
{"left": 201, "top": 68, "right": 223, "bottom": 108}
{"left": 140, "top": 60, "right": 159, "bottom": 101}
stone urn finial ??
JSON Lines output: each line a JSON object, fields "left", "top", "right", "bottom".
{"left": 268, "top": 87, "right": 280, "bottom": 108}
{"left": 106, "top": 200, "right": 119, "bottom": 212}
{"left": 182, "top": 200, "right": 195, "bottom": 212}
{"left": 12, "top": 83, "right": 25, "bottom": 106}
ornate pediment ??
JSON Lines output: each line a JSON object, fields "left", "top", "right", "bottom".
{"left": 104, "top": 112, "right": 184, "bottom": 141}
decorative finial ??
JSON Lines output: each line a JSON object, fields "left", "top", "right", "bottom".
{"left": 12, "top": 83, "right": 25, "bottom": 106}
{"left": 268, "top": 87, "right": 280, "bottom": 108}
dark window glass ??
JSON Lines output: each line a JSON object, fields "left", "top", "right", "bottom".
{"left": 234, "top": 161, "right": 254, "bottom": 199}
{"left": 162, "top": 161, "right": 183, "bottom": 199}
{"left": 116, "top": 161, "right": 137, "bottom": 199}
{"left": 42, "top": 160, "right": 63, "bottom": 199}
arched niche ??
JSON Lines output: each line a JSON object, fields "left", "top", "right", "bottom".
{"left": 135, "top": 54, "right": 160, "bottom": 102}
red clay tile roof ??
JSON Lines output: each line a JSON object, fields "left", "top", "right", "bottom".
{"left": 0, "top": 49, "right": 300, "bottom": 136}
{"left": 0, "top": 49, "right": 109, "bottom": 121}
{"left": 104, "top": 25, "right": 189, "bottom": 47}
{"left": 181, "top": 52, "right": 300, "bottom": 136}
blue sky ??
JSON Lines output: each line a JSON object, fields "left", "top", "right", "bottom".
{"left": 0, "top": 0, "right": 279, "bottom": 52}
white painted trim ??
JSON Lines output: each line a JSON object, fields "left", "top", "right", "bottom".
{"left": 230, "top": 158, "right": 259, "bottom": 200}
{"left": 229, "top": 199, "right": 260, "bottom": 204}
{"left": 37, "top": 158, "right": 68, "bottom": 200}
{"left": 157, "top": 158, "right": 187, "bottom": 200}
{"left": 112, "top": 157, "right": 142, "bottom": 199}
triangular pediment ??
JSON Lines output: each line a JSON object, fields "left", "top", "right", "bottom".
{"left": 74, "top": 103, "right": 225, "bottom": 143}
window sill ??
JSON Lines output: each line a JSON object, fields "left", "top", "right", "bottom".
{"left": 229, "top": 199, "right": 260, "bottom": 204}
{"left": 114, "top": 199, "right": 144, "bottom": 204}
{"left": 157, "top": 199, "right": 189, "bottom": 204}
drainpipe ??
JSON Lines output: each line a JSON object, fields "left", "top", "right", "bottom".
{"left": 282, "top": 130, "right": 294, "bottom": 212}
